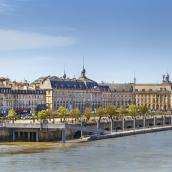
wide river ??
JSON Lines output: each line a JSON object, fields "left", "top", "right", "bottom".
{"left": 0, "top": 130, "right": 172, "bottom": 172}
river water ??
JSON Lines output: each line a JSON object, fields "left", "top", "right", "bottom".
{"left": 0, "top": 131, "right": 172, "bottom": 172}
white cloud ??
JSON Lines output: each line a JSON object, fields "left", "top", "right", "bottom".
{"left": 0, "top": 29, "right": 76, "bottom": 50}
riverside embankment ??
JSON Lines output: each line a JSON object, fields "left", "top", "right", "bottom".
{"left": 88, "top": 125, "right": 172, "bottom": 141}
{"left": 2, "top": 126, "right": 172, "bottom": 155}
{"left": 0, "top": 115, "right": 172, "bottom": 142}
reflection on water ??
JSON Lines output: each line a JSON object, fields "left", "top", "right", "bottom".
{"left": 0, "top": 131, "right": 172, "bottom": 172}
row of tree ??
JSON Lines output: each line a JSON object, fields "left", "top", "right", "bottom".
{"left": 31, "top": 104, "right": 169, "bottom": 121}
{"left": 4, "top": 104, "right": 170, "bottom": 122}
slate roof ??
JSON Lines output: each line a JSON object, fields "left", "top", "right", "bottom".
{"left": 32, "top": 68, "right": 109, "bottom": 91}
{"left": 107, "top": 83, "right": 133, "bottom": 92}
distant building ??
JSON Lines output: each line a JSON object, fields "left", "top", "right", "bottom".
{"left": 31, "top": 67, "right": 110, "bottom": 112}
{"left": 0, "top": 76, "right": 46, "bottom": 114}
{"left": 11, "top": 89, "right": 46, "bottom": 113}
{"left": 0, "top": 69, "right": 172, "bottom": 114}
{"left": 0, "top": 87, "right": 12, "bottom": 113}
{"left": 134, "top": 73, "right": 172, "bottom": 111}
{"left": 105, "top": 83, "right": 134, "bottom": 108}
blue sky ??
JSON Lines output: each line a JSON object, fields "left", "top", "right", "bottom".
{"left": 0, "top": 0, "right": 172, "bottom": 83}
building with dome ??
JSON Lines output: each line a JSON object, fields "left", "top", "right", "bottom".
{"left": 0, "top": 69, "right": 171, "bottom": 114}
{"left": 31, "top": 67, "right": 111, "bottom": 112}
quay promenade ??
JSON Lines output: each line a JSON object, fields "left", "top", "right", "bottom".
{"left": 0, "top": 115, "right": 172, "bottom": 142}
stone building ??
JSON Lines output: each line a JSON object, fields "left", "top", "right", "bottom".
{"left": 1, "top": 69, "right": 172, "bottom": 114}
{"left": 134, "top": 73, "right": 172, "bottom": 111}
{"left": 0, "top": 77, "right": 46, "bottom": 114}
{"left": 11, "top": 89, "right": 46, "bottom": 113}
{"left": 106, "top": 83, "right": 134, "bottom": 108}
{"left": 32, "top": 67, "right": 110, "bottom": 112}
{"left": 0, "top": 87, "right": 13, "bottom": 113}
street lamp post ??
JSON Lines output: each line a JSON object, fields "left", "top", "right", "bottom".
{"left": 80, "top": 118, "right": 83, "bottom": 138}
{"left": 111, "top": 119, "right": 113, "bottom": 134}
{"left": 97, "top": 119, "right": 99, "bottom": 135}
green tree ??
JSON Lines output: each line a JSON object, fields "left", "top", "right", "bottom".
{"left": 128, "top": 104, "right": 138, "bottom": 117}
{"left": 140, "top": 106, "right": 148, "bottom": 116}
{"left": 106, "top": 105, "right": 118, "bottom": 119}
{"left": 128, "top": 104, "right": 138, "bottom": 129}
{"left": 37, "top": 110, "right": 49, "bottom": 120}
{"left": 56, "top": 106, "right": 69, "bottom": 120}
{"left": 70, "top": 108, "right": 81, "bottom": 119}
{"left": 118, "top": 107, "right": 128, "bottom": 118}
{"left": 139, "top": 106, "right": 149, "bottom": 128}
{"left": 84, "top": 107, "right": 92, "bottom": 121}
{"left": 8, "top": 108, "right": 17, "bottom": 122}
{"left": 96, "top": 107, "right": 106, "bottom": 121}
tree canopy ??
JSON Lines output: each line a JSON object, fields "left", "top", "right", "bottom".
{"left": 118, "top": 107, "right": 128, "bottom": 116}
{"left": 106, "top": 105, "right": 118, "bottom": 119}
{"left": 128, "top": 104, "right": 138, "bottom": 117}
{"left": 96, "top": 107, "right": 106, "bottom": 121}
{"left": 70, "top": 108, "right": 81, "bottom": 119}
{"left": 38, "top": 110, "right": 49, "bottom": 120}
{"left": 139, "top": 106, "right": 148, "bottom": 115}
{"left": 84, "top": 107, "right": 92, "bottom": 121}
{"left": 8, "top": 108, "right": 17, "bottom": 120}
{"left": 56, "top": 106, "right": 69, "bottom": 119}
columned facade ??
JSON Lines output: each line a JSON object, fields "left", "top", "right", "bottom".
{"left": 134, "top": 73, "right": 172, "bottom": 111}
{"left": 32, "top": 68, "right": 110, "bottom": 112}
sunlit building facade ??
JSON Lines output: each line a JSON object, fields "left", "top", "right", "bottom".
{"left": 31, "top": 67, "right": 110, "bottom": 112}
{"left": 0, "top": 70, "right": 172, "bottom": 114}
{"left": 134, "top": 73, "right": 172, "bottom": 111}
{"left": 0, "top": 77, "right": 46, "bottom": 114}
{"left": 107, "top": 83, "right": 134, "bottom": 108}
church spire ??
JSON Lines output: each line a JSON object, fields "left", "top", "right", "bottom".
{"left": 133, "top": 72, "right": 136, "bottom": 84}
{"left": 63, "top": 66, "right": 66, "bottom": 79}
{"left": 81, "top": 56, "right": 86, "bottom": 78}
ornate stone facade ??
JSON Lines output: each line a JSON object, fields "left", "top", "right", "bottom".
{"left": 134, "top": 73, "right": 172, "bottom": 111}
{"left": 106, "top": 83, "right": 134, "bottom": 108}
{"left": 0, "top": 77, "right": 46, "bottom": 114}
{"left": 31, "top": 67, "right": 111, "bottom": 112}
{"left": 0, "top": 87, "right": 46, "bottom": 114}
{"left": 1, "top": 70, "right": 172, "bottom": 114}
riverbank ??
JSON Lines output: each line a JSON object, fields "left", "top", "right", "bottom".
{"left": 1, "top": 130, "right": 172, "bottom": 172}
{"left": 87, "top": 125, "right": 172, "bottom": 141}
{"left": 1, "top": 116, "right": 171, "bottom": 142}
{"left": 1, "top": 125, "right": 172, "bottom": 154}
{"left": 0, "top": 141, "right": 85, "bottom": 154}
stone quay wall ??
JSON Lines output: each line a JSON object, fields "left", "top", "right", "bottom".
{"left": 0, "top": 116, "right": 171, "bottom": 142}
